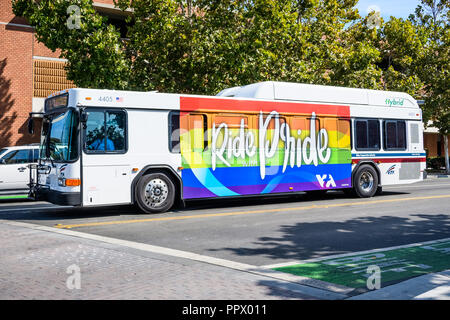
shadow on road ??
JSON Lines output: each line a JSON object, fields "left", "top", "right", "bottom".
{"left": 247, "top": 212, "right": 450, "bottom": 299}
{"left": 208, "top": 213, "right": 450, "bottom": 263}
{"left": 0, "top": 190, "right": 410, "bottom": 222}
{"left": 181, "top": 190, "right": 410, "bottom": 212}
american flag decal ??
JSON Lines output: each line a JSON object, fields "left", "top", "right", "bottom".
{"left": 116, "top": 97, "right": 123, "bottom": 102}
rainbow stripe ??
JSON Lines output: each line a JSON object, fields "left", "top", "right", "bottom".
{"left": 180, "top": 97, "right": 352, "bottom": 199}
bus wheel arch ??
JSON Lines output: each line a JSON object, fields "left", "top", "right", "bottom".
{"left": 352, "top": 161, "right": 380, "bottom": 198}
{"left": 132, "top": 166, "right": 182, "bottom": 213}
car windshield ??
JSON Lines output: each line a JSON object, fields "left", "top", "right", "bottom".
{"left": 45, "top": 109, "right": 79, "bottom": 162}
{"left": 0, "top": 148, "right": 7, "bottom": 159}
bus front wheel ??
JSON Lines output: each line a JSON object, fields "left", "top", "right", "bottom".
{"left": 353, "top": 165, "right": 379, "bottom": 198}
{"left": 135, "top": 172, "right": 176, "bottom": 214}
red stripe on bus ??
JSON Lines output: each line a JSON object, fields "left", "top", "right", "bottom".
{"left": 180, "top": 96, "right": 350, "bottom": 117}
{"left": 352, "top": 158, "right": 426, "bottom": 164}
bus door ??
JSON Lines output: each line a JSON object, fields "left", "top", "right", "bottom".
{"left": 81, "top": 109, "right": 131, "bottom": 206}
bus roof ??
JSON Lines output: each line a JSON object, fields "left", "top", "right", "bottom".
{"left": 51, "top": 81, "right": 419, "bottom": 111}
{"left": 216, "top": 81, "right": 419, "bottom": 109}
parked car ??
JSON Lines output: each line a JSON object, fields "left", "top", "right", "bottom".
{"left": 0, "top": 144, "right": 40, "bottom": 195}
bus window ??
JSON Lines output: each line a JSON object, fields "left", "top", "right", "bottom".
{"left": 384, "top": 120, "right": 406, "bottom": 150}
{"left": 106, "top": 111, "right": 126, "bottom": 152}
{"left": 355, "top": 119, "right": 380, "bottom": 150}
{"left": 85, "top": 109, "right": 127, "bottom": 153}
{"left": 85, "top": 111, "right": 105, "bottom": 152}
{"left": 188, "top": 114, "right": 208, "bottom": 152}
{"left": 338, "top": 119, "right": 351, "bottom": 149}
{"left": 169, "top": 112, "right": 180, "bottom": 153}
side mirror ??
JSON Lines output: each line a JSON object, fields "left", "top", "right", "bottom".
{"left": 80, "top": 110, "right": 88, "bottom": 129}
{"left": 80, "top": 110, "right": 88, "bottom": 123}
{"left": 27, "top": 117, "right": 34, "bottom": 135}
{"left": 42, "top": 120, "right": 49, "bottom": 135}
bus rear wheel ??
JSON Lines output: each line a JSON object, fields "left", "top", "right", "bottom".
{"left": 353, "top": 165, "right": 378, "bottom": 198}
{"left": 135, "top": 172, "right": 175, "bottom": 214}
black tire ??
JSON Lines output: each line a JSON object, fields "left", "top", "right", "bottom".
{"left": 376, "top": 186, "right": 383, "bottom": 195}
{"left": 135, "top": 172, "right": 176, "bottom": 214}
{"left": 353, "top": 165, "right": 379, "bottom": 198}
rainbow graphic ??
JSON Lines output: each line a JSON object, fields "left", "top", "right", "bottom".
{"left": 179, "top": 97, "right": 352, "bottom": 199}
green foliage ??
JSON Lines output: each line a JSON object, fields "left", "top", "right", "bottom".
{"left": 12, "top": 0, "right": 130, "bottom": 89}
{"left": 13, "top": 0, "right": 385, "bottom": 94}
{"left": 378, "top": 0, "right": 449, "bottom": 135}
{"left": 426, "top": 156, "right": 446, "bottom": 170}
{"left": 11, "top": 0, "right": 449, "bottom": 136}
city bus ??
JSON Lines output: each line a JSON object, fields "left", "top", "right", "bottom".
{"left": 28, "top": 81, "right": 426, "bottom": 213}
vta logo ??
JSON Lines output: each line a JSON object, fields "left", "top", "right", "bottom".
{"left": 386, "top": 165, "right": 396, "bottom": 175}
{"left": 316, "top": 174, "right": 336, "bottom": 188}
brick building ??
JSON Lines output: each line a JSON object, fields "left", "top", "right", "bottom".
{"left": 0, "top": 0, "right": 123, "bottom": 149}
{"left": 424, "top": 126, "right": 449, "bottom": 158}
{"left": 0, "top": 0, "right": 448, "bottom": 160}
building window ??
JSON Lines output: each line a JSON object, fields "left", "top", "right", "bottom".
{"left": 33, "top": 60, "right": 75, "bottom": 98}
{"left": 384, "top": 120, "right": 407, "bottom": 150}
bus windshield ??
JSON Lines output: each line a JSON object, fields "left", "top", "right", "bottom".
{"left": 43, "top": 109, "right": 79, "bottom": 162}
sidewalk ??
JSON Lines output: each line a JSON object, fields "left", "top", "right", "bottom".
{"left": 349, "top": 270, "right": 450, "bottom": 300}
{"left": 0, "top": 219, "right": 449, "bottom": 300}
{"left": 425, "top": 172, "right": 449, "bottom": 179}
{"left": 0, "top": 220, "right": 326, "bottom": 300}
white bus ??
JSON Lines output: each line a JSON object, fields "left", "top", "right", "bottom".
{"left": 29, "top": 81, "right": 425, "bottom": 213}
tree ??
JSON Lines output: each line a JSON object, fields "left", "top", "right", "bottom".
{"left": 375, "top": 0, "right": 449, "bottom": 172}
{"left": 13, "top": 0, "right": 384, "bottom": 94}
{"left": 12, "top": 0, "right": 130, "bottom": 89}
{"left": 411, "top": 0, "right": 449, "bottom": 173}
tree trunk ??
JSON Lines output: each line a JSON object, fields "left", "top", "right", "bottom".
{"left": 444, "top": 135, "right": 449, "bottom": 174}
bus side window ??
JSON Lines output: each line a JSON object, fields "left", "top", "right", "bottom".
{"left": 188, "top": 114, "right": 208, "bottom": 152}
{"left": 338, "top": 119, "right": 351, "bottom": 149}
{"left": 85, "top": 111, "right": 105, "bottom": 151}
{"left": 85, "top": 109, "right": 127, "bottom": 153}
{"left": 106, "top": 111, "right": 126, "bottom": 152}
{"left": 384, "top": 120, "right": 407, "bottom": 150}
{"left": 355, "top": 119, "right": 380, "bottom": 151}
{"left": 169, "top": 111, "right": 180, "bottom": 153}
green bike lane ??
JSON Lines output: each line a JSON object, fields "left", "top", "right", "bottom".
{"left": 271, "top": 238, "right": 450, "bottom": 293}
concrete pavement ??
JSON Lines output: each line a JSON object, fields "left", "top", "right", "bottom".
{"left": 0, "top": 219, "right": 333, "bottom": 300}
{"left": 1, "top": 177, "right": 448, "bottom": 300}
{"left": 349, "top": 270, "right": 450, "bottom": 300}
{"left": 1, "top": 218, "right": 449, "bottom": 300}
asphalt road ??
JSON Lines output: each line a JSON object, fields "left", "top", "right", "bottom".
{"left": 1, "top": 178, "right": 449, "bottom": 267}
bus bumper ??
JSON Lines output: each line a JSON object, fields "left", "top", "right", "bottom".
{"left": 30, "top": 185, "right": 81, "bottom": 206}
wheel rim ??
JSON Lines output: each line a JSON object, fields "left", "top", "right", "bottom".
{"left": 144, "top": 178, "right": 169, "bottom": 208}
{"left": 359, "top": 171, "right": 374, "bottom": 192}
